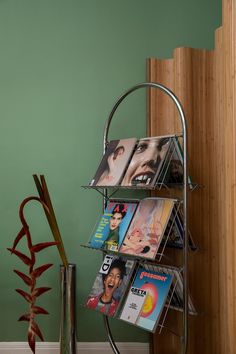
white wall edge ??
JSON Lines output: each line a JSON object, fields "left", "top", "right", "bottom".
{"left": 0, "top": 342, "right": 149, "bottom": 354}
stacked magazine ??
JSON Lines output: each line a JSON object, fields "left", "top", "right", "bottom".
{"left": 119, "top": 198, "right": 175, "bottom": 259}
{"left": 90, "top": 138, "right": 137, "bottom": 186}
{"left": 85, "top": 254, "right": 136, "bottom": 317}
{"left": 119, "top": 264, "right": 173, "bottom": 332}
{"left": 152, "top": 264, "right": 197, "bottom": 315}
{"left": 89, "top": 199, "right": 139, "bottom": 252}
{"left": 89, "top": 135, "right": 191, "bottom": 189}
{"left": 161, "top": 203, "right": 196, "bottom": 250}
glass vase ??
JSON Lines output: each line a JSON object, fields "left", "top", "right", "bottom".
{"left": 60, "top": 263, "right": 77, "bottom": 354}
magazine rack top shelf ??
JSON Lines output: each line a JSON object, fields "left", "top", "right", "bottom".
{"left": 82, "top": 182, "right": 198, "bottom": 193}
{"left": 85, "top": 82, "right": 190, "bottom": 354}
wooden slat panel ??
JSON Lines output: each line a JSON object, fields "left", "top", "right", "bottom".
{"left": 212, "top": 26, "right": 225, "bottom": 354}
{"left": 147, "top": 0, "right": 236, "bottom": 352}
{"left": 148, "top": 48, "right": 218, "bottom": 354}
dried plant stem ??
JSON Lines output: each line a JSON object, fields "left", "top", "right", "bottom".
{"left": 33, "top": 174, "right": 68, "bottom": 267}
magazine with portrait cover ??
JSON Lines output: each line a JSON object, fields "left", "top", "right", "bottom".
{"left": 89, "top": 138, "right": 137, "bottom": 187}
{"left": 89, "top": 199, "right": 139, "bottom": 251}
{"left": 120, "top": 136, "right": 173, "bottom": 187}
{"left": 119, "top": 197, "right": 175, "bottom": 259}
{"left": 85, "top": 254, "right": 136, "bottom": 317}
{"left": 153, "top": 264, "right": 197, "bottom": 315}
{"left": 119, "top": 264, "right": 173, "bottom": 332}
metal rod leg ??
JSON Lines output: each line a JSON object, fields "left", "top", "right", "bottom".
{"left": 103, "top": 316, "right": 120, "bottom": 354}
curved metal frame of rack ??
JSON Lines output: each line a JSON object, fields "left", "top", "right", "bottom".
{"left": 102, "top": 82, "right": 188, "bottom": 354}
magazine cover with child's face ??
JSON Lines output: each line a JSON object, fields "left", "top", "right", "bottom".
{"left": 85, "top": 255, "right": 136, "bottom": 317}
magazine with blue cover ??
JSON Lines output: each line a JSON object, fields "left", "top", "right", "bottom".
{"left": 120, "top": 265, "right": 173, "bottom": 332}
{"left": 89, "top": 199, "right": 139, "bottom": 251}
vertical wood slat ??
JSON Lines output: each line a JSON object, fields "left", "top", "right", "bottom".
{"left": 147, "top": 1, "right": 236, "bottom": 353}
{"left": 213, "top": 26, "right": 225, "bottom": 354}
{"left": 222, "top": 1, "right": 236, "bottom": 354}
{"left": 147, "top": 58, "right": 175, "bottom": 136}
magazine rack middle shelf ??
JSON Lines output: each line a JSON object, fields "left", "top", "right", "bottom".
{"left": 81, "top": 196, "right": 197, "bottom": 265}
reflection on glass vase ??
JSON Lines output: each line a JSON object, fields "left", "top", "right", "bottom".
{"left": 60, "top": 264, "right": 77, "bottom": 354}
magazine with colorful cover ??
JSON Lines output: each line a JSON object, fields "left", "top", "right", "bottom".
{"left": 119, "top": 287, "right": 147, "bottom": 324}
{"left": 153, "top": 265, "right": 197, "bottom": 315}
{"left": 120, "top": 265, "right": 173, "bottom": 332}
{"left": 89, "top": 138, "right": 137, "bottom": 186}
{"left": 121, "top": 136, "right": 172, "bottom": 187}
{"left": 89, "top": 199, "right": 139, "bottom": 251}
{"left": 85, "top": 254, "right": 136, "bottom": 317}
{"left": 119, "top": 198, "right": 175, "bottom": 259}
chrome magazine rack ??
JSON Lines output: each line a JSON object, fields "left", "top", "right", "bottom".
{"left": 89, "top": 82, "right": 190, "bottom": 354}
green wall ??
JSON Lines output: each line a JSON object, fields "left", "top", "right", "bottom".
{"left": 0, "top": 0, "right": 221, "bottom": 343}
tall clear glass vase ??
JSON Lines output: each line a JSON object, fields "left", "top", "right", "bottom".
{"left": 60, "top": 263, "right": 77, "bottom": 354}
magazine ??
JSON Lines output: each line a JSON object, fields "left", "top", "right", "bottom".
{"left": 85, "top": 254, "right": 136, "bottom": 317}
{"left": 119, "top": 287, "right": 147, "bottom": 324}
{"left": 158, "top": 136, "right": 194, "bottom": 188}
{"left": 121, "top": 136, "right": 172, "bottom": 187}
{"left": 160, "top": 137, "right": 184, "bottom": 184}
{"left": 119, "top": 265, "right": 173, "bottom": 332}
{"left": 153, "top": 265, "right": 197, "bottom": 315}
{"left": 89, "top": 199, "right": 139, "bottom": 251}
{"left": 90, "top": 138, "right": 137, "bottom": 186}
{"left": 119, "top": 198, "right": 175, "bottom": 259}
{"left": 162, "top": 204, "right": 196, "bottom": 250}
